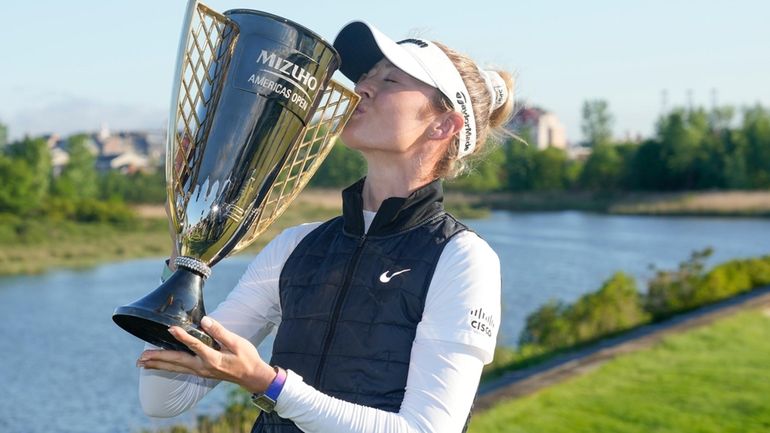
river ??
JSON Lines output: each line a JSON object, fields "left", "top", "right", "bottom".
{"left": 0, "top": 211, "right": 768, "bottom": 433}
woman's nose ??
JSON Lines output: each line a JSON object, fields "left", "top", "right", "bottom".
{"left": 354, "top": 79, "right": 374, "bottom": 100}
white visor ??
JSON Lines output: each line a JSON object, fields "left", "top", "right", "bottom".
{"left": 333, "top": 21, "right": 478, "bottom": 158}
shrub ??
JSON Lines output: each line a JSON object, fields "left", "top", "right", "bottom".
{"left": 568, "top": 272, "right": 650, "bottom": 342}
{"left": 519, "top": 273, "right": 649, "bottom": 351}
{"left": 518, "top": 299, "right": 573, "bottom": 348}
{"left": 746, "top": 256, "right": 770, "bottom": 286}
{"left": 73, "top": 198, "right": 136, "bottom": 224}
{"left": 643, "top": 248, "right": 712, "bottom": 318}
{"left": 696, "top": 255, "right": 770, "bottom": 305}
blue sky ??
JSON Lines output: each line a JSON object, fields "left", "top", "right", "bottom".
{"left": 1, "top": 0, "right": 768, "bottom": 143}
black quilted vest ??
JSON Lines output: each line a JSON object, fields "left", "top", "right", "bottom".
{"left": 252, "top": 178, "right": 468, "bottom": 432}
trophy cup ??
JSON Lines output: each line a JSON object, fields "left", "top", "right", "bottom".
{"left": 113, "top": 0, "right": 359, "bottom": 353}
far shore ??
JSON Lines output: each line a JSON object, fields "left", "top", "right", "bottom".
{"left": 1, "top": 189, "right": 768, "bottom": 278}
{"left": 136, "top": 188, "right": 770, "bottom": 219}
{"left": 447, "top": 189, "right": 770, "bottom": 217}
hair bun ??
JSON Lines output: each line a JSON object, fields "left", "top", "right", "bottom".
{"left": 488, "top": 70, "right": 515, "bottom": 128}
{"left": 481, "top": 70, "right": 509, "bottom": 113}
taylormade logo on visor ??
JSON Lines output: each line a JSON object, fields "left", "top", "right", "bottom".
{"left": 256, "top": 50, "right": 318, "bottom": 91}
{"left": 456, "top": 92, "right": 473, "bottom": 153}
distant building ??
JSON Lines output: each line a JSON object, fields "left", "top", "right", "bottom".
{"left": 50, "top": 146, "right": 70, "bottom": 176}
{"left": 507, "top": 105, "right": 568, "bottom": 150}
{"left": 41, "top": 133, "right": 64, "bottom": 149}
{"left": 96, "top": 151, "right": 150, "bottom": 174}
{"left": 45, "top": 127, "right": 163, "bottom": 175}
{"left": 93, "top": 125, "right": 163, "bottom": 157}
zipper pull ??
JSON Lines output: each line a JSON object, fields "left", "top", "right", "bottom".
{"left": 358, "top": 234, "right": 367, "bottom": 247}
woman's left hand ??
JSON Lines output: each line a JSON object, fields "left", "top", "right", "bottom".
{"left": 136, "top": 316, "right": 276, "bottom": 394}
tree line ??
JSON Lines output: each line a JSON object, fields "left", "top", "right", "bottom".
{"left": 308, "top": 102, "right": 770, "bottom": 193}
{"left": 481, "top": 103, "right": 769, "bottom": 192}
{"left": 1, "top": 101, "right": 767, "bottom": 221}
{"left": 0, "top": 134, "right": 163, "bottom": 222}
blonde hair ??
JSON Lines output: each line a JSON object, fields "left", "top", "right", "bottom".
{"left": 430, "top": 42, "right": 515, "bottom": 179}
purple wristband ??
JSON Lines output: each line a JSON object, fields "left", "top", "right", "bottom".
{"left": 264, "top": 366, "right": 287, "bottom": 402}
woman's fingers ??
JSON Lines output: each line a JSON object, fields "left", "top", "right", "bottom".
{"left": 139, "top": 348, "right": 196, "bottom": 364}
{"left": 136, "top": 321, "right": 271, "bottom": 390}
{"left": 168, "top": 326, "right": 217, "bottom": 358}
{"left": 139, "top": 358, "right": 199, "bottom": 376}
{"left": 199, "top": 316, "right": 239, "bottom": 352}
{"left": 137, "top": 349, "right": 201, "bottom": 374}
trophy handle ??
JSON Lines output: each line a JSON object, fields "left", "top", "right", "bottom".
{"left": 166, "top": 0, "right": 235, "bottom": 248}
{"left": 230, "top": 80, "right": 360, "bottom": 254}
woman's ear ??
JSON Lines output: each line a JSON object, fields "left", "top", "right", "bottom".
{"left": 427, "top": 112, "right": 464, "bottom": 141}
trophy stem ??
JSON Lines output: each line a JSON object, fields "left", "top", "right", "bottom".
{"left": 113, "top": 263, "right": 219, "bottom": 354}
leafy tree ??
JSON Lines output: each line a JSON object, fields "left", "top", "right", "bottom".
{"left": 723, "top": 135, "right": 750, "bottom": 189}
{"left": 99, "top": 170, "right": 131, "bottom": 201}
{"left": 0, "top": 121, "right": 7, "bottom": 148}
{"left": 99, "top": 170, "right": 166, "bottom": 203}
{"left": 518, "top": 299, "right": 573, "bottom": 348}
{"left": 615, "top": 143, "right": 639, "bottom": 190}
{"left": 627, "top": 139, "right": 665, "bottom": 190}
{"left": 447, "top": 144, "right": 507, "bottom": 191}
{"left": 0, "top": 154, "right": 37, "bottom": 214}
{"left": 740, "top": 104, "right": 770, "bottom": 188}
{"left": 644, "top": 247, "right": 713, "bottom": 318}
{"left": 4, "top": 137, "right": 51, "bottom": 212}
{"left": 708, "top": 105, "right": 735, "bottom": 131}
{"left": 655, "top": 108, "right": 710, "bottom": 189}
{"left": 531, "top": 147, "right": 568, "bottom": 191}
{"left": 504, "top": 133, "right": 536, "bottom": 191}
{"left": 581, "top": 99, "right": 614, "bottom": 147}
{"left": 309, "top": 141, "right": 366, "bottom": 188}
{"left": 52, "top": 134, "right": 98, "bottom": 200}
{"left": 578, "top": 143, "right": 623, "bottom": 191}
{"left": 568, "top": 272, "right": 649, "bottom": 342}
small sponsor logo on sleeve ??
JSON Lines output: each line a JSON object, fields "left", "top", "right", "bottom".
{"left": 469, "top": 308, "right": 496, "bottom": 337}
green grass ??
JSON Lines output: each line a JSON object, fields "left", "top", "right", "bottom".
{"left": 0, "top": 217, "right": 170, "bottom": 276}
{"left": 0, "top": 202, "right": 341, "bottom": 277}
{"left": 469, "top": 308, "right": 770, "bottom": 433}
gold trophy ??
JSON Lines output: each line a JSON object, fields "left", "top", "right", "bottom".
{"left": 113, "top": 0, "right": 359, "bottom": 352}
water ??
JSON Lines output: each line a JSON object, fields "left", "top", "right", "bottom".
{"left": 473, "top": 212, "right": 769, "bottom": 344}
{"left": 0, "top": 257, "right": 262, "bottom": 433}
{"left": 0, "top": 211, "right": 768, "bottom": 433}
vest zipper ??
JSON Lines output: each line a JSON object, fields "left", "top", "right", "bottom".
{"left": 314, "top": 233, "right": 367, "bottom": 385}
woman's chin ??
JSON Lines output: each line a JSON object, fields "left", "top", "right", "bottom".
{"left": 339, "top": 127, "right": 366, "bottom": 150}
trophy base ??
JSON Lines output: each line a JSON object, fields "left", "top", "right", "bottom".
{"left": 114, "top": 306, "right": 220, "bottom": 354}
{"left": 113, "top": 266, "right": 220, "bottom": 354}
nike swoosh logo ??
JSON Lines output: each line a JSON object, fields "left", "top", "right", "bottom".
{"left": 379, "top": 269, "right": 412, "bottom": 283}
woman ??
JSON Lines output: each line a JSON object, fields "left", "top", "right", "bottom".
{"left": 137, "top": 20, "right": 513, "bottom": 433}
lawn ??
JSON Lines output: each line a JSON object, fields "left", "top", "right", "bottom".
{"left": 0, "top": 201, "right": 341, "bottom": 276}
{"left": 469, "top": 308, "right": 770, "bottom": 433}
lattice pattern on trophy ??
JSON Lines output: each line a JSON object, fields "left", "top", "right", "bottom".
{"left": 171, "top": 3, "right": 234, "bottom": 225}
{"left": 234, "top": 81, "right": 360, "bottom": 252}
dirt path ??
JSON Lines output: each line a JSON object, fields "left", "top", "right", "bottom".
{"left": 475, "top": 285, "right": 770, "bottom": 411}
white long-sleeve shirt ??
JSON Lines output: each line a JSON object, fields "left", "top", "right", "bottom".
{"left": 139, "top": 211, "right": 501, "bottom": 433}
